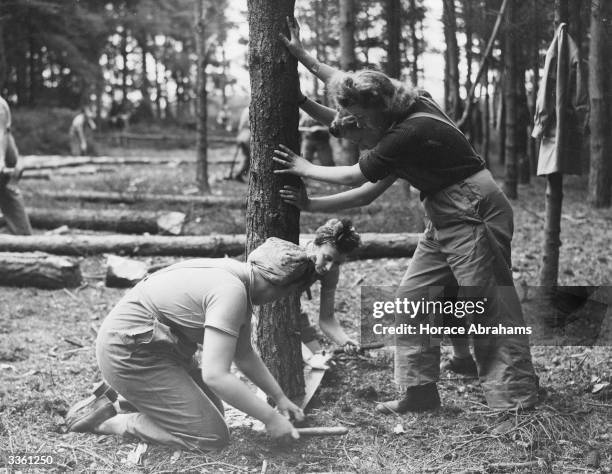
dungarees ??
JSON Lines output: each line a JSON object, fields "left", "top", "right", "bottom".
{"left": 95, "top": 262, "right": 251, "bottom": 450}
{"left": 395, "top": 168, "right": 539, "bottom": 409}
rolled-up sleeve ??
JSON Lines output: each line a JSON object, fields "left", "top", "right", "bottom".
{"left": 359, "top": 150, "right": 391, "bottom": 183}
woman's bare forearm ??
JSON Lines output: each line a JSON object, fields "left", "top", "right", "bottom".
{"left": 307, "top": 176, "right": 397, "bottom": 212}
{"left": 294, "top": 49, "right": 341, "bottom": 83}
{"left": 300, "top": 99, "right": 337, "bottom": 126}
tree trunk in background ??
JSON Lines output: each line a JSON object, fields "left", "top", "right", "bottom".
{"left": 482, "top": 68, "right": 490, "bottom": 167}
{"left": 246, "top": 0, "right": 304, "bottom": 399}
{"left": 528, "top": 0, "right": 539, "bottom": 176}
{"left": 154, "top": 53, "right": 162, "bottom": 118}
{"left": 539, "top": 0, "right": 569, "bottom": 287}
{"left": 503, "top": 0, "right": 517, "bottom": 199}
{"left": 312, "top": 0, "right": 322, "bottom": 99}
{"left": 195, "top": 0, "right": 210, "bottom": 193}
{"left": 587, "top": 0, "right": 611, "bottom": 207}
{"left": 462, "top": 0, "right": 473, "bottom": 97}
{"left": 385, "top": 0, "right": 402, "bottom": 79}
{"left": 499, "top": 95, "right": 506, "bottom": 166}
{"left": 516, "top": 54, "right": 530, "bottom": 184}
{"left": 121, "top": 27, "right": 129, "bottom": 107}
{"left": 28, "top": 26, "right": 36, "bottom": 105}
{"left": 443, "top": 0, "right": 461, "bottom": 119}
{"left": 339, "top": 0, "right": 359, "bottom": 164}
{"left": 408, "top": 0, "right": 419, "bottom": 86}
{"left": 0, "top": 21, "right": 6, "bottom": 92}
{"left": 139, "top": 36, "right": 152, "bottom": 118}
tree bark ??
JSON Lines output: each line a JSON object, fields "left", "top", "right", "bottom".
{"left": 339, "top": 0, "right": 360, "bottom": 165}
{"left": 247, "top": 0, "right": 304, "bottom": 399}
{"left": 528, "top": 0, "right": 540, "bottom": 177}
{"left": 121, "top": 26, "right": 129, "bottom": 107}
{"left": 0, "top": 233, "right": 420, "bottom": 259}
{"left": 195, "top": 0, "right": 211, "bottom": 193}
{"left": 0, "top": 252, "right": 82, "bottom": 289}
{"left": 503, "top": 0, "right": 518, "bottom": 199}
{"left": 408, "top": 0, "right": 419, "bottom": 86}
{"left": 516, "top": 54, "right": 530, "bottom": 184}
{"left": 587, "top": 0, "right": 611, "bottom": 207}
{"left": 26, "top": 189, "right": 242, "bottom": 208}
{"left": 385, "top": 0, "right": 402, "bottom": 79}
{"left": 0, "top": 20, "right": 6, "bottom": 92}
{"left": 442, "top": 0, "right": 461, "bottom": 119}
{"left": 539, "top": 0, "right": 569, "bottom": 287}
{"left": 482, "top": 68, "right": 490, "bottom": 167}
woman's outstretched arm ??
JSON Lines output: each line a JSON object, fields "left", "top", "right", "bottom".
{"left": 279, "top": 175, "right": 397, "bottom": 212}
{"left": 274, "top": 144, "right": 367, "bottom": 185}
{"left": 299, "top": 97, "right": 337, "bottom": 126}
{"left": 280, "top": 17, "right": 341, "bottom": 84}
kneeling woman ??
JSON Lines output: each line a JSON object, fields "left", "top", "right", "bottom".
{"left": 66, "top": 219, "right": 360, "bottom": 449}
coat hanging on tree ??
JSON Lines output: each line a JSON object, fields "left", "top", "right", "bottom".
{"left": 532, "top": 23, "right": 588, "bottom": 176}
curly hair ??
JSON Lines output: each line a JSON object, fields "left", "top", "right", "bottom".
{"left": 328, "top": 70, "right": 418, "bottom": 122}
{"left": 314, "top": 218, "right": 361, "bottom": 254}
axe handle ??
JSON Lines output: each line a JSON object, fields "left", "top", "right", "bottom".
{"left": 297, "top": 426, "right": 348, "bottom": 436}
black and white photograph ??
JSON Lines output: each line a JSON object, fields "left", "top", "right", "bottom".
{"left": 0, "top": 0, "right": 610, "bottom": 472}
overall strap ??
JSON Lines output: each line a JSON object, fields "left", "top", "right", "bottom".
{"left": 406, "top": 111, "right": 464, "bottom": 135}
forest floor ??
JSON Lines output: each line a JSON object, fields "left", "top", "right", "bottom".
{"left": 1, "top": 145, "right": 611, "bottom": 473}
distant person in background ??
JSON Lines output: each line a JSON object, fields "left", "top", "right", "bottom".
{"left": 232, "top": 106, "right": 250, "bottom": 182}
{"left": 299, "top": 107, "right": 334, "bottom": 166}
{"left": 0, "top": 97, "right": 32, "bottom": 235}
{"left": 69, "top": 107, "right": 97, "bottom": 156}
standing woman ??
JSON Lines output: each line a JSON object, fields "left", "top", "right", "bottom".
{"left": 276, "top": 19, "right": 538, "bottom": 413}
{"left": 66, "top": 219, "right": 361, "bottom": 449}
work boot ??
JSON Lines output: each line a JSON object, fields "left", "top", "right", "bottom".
{"left": 66, "top": 381, "right": 118, "bottom": 432}
{"left": 441, "top": 356, "right": 478, "bottom": 377}
{"left": 375, "top": 383, "right": 441, "bottom": 414}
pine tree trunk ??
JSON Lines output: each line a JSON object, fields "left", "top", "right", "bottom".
{"left": 385, "top": 0, "right": 402, "bottom": 79}
{"left": 121, "top": 27, "right": 129, "bottom": 107}
{"left": 0, "top": 21, "right": 6, "bottom": 92}
{"left": 246, "top": 0, "right": 304, "bottom": 399}
{"left": 516, "top": 55, "right": 530, "bottom": 184}
{"left": 443, "top": 0, "right": 461, "bottom": 119}
{"left": 503, "top": 0, "right": 517, "bottom": 199}
{"left": 539, "top": 0, "right": 569, "bottom": 287}
{"left": 528, "top": 0, "right": 539, "bottom": 176}
{"left": 195, "top": 0, "right": 210, "bottom": 193}
{"left": 483, "top": 68, "right": 490, "bottom": 167}
{"left": 462, "top": 0, "right": 473, "bottom": 96}
{"left": 339, "top": 0, "right": 359, "bottom": 165}
{"left": 154, "top": 53, "right": 162, "bottom": 119}
{"left": 408, "top": 0, "right": 419, "bottom": 85}
{"left": 587, "top": 0, "right": 611, "bottom": 207}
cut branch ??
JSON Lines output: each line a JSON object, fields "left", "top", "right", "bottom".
{"left": 456, "top": 0, "right": 510, "bottom": 129}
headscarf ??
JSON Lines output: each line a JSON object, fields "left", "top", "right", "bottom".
{"left": 247, "top": 237, "right": 316, "bottom": 287}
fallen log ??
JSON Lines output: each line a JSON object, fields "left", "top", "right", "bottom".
{"left": 0, "top": 208, "right": 184, "bottom": 234}
{"left": 0, "top": 251, "right": 82, "bottom": 288}
{"left": 21, "top": 156, "right": 189, "bottom": 171}
{"left": 0, "top": 233, "right": 419, "bottom": 259}
{"left": 26, "top": 189, "right": 243, "bottom": 208}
